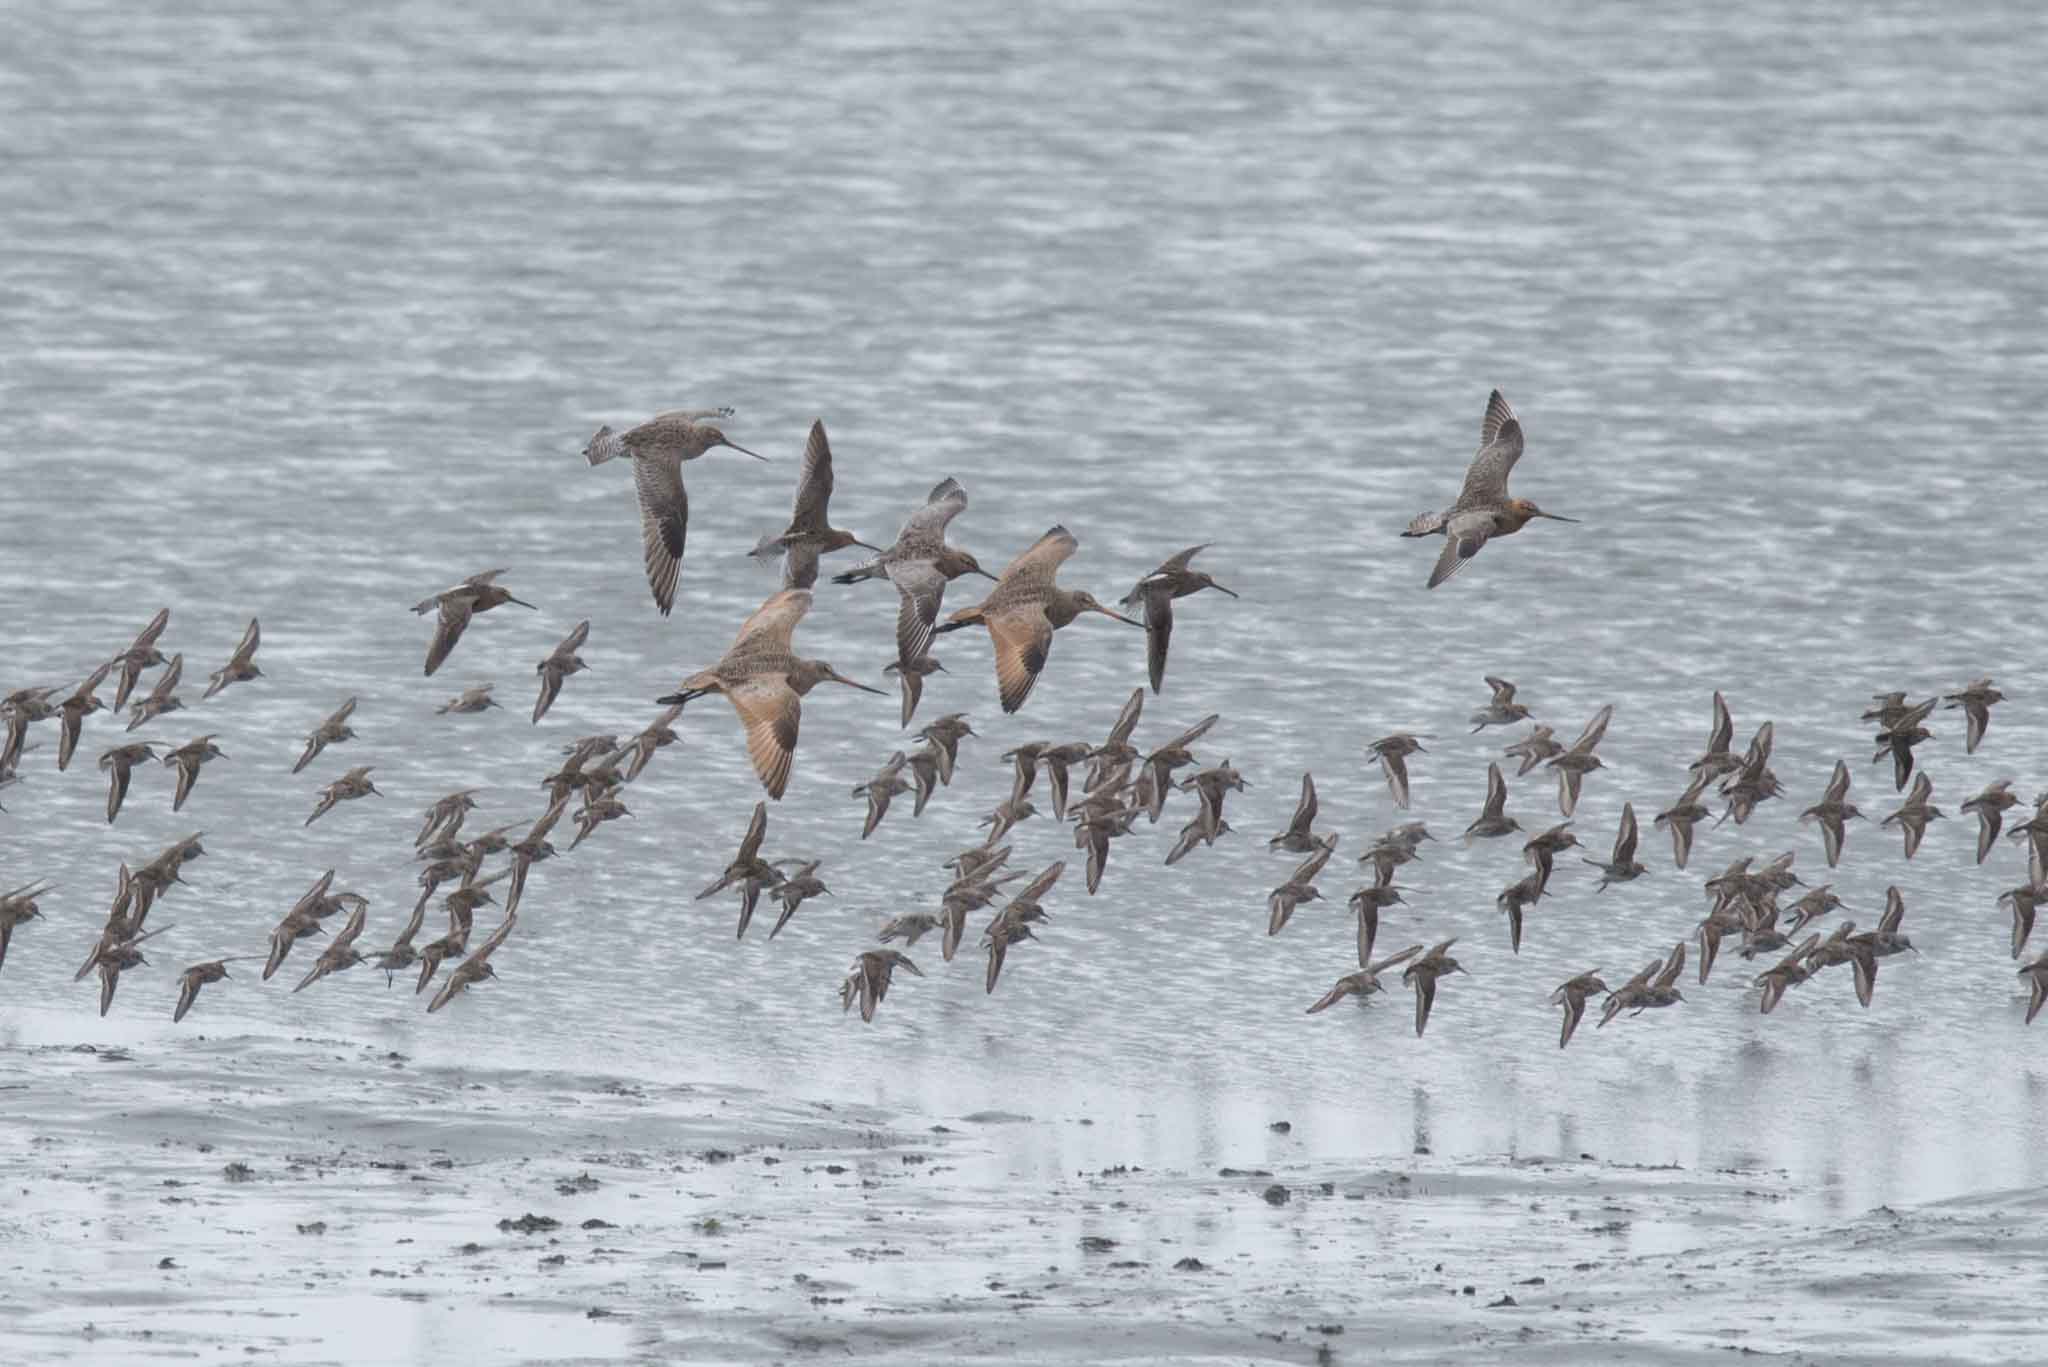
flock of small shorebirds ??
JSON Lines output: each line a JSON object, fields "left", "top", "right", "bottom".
{"left": 3, "top": 392, "right": 2041, "bottom": 1041}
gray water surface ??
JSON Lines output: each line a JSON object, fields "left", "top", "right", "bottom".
{"left": 3, "top": 0, "right": 2046, "bottom": 1266}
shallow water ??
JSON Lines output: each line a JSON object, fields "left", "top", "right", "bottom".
{"left": 3, "top": 1, "right": 2046, "bottom": 1360}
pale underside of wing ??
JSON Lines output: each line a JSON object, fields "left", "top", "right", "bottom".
{"left": 730, "top": 589, "right": 813, "bottom": 657}
{"left": 426, "top": 600, "right": 473, "bottom": 676}
{"left": 998, "top": 525, "right": 1079, "bottom": 583}
{"left": 1428, "top": 510, "right": 1495, "bottom": 589}
{"left": 728, "top": 678, "right": 801, "bottom": 799}
{"left": 896, "top": 479, "right": 969, "bottom": 553}
{"left": 987, "top": 606, "right": 1055, "bottom": 715}
{"left": 789, "top": 420, "right": 835, "bottom": 533}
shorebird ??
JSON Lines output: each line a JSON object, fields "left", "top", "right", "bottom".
{"left": 884, "top": 656, "right": 946, "bottom": 729}
{"left": 162, "top": 735, "right": 227, "bottom": 812}
{"left": 0, "top": 880, "right": 52, "bottom": 975}
{"left": 306, "top": 766, "right": 380, "bottom": 826}
{"left": 657, "top": 589, "right": 882, "bottom": 799}
{"left": 91, "top": 925, "right": 166, "bottom": 1017}
{"left": 98, "top": 742, "right": 157, "bottom": 823}
{"left": 1469, "top": 677, "right": 1531, "bottom": 732}
{"left": 1118, "top": 544, "right": 1237, "bottom": 694}
{"left": 1501, "top": 723, "right": 1562, "bottom": 778}
{"left": 1134, "top": 714, "right": 1220, "bottom": 821}
{"left": 619, "top": 705, "right": 683, "bottom": 782}
{"left": 1498, "top": 870, "right": 1546, "bottom": 954}
{"left": 1871, "top": 697, "right": 1936, "bottom": 792}
{"left": 1854, "top": 886, "right": 1916, "bottom": 959}
{"left": 1, "top": 685, "right": 59, "bottom": 772}
{"left": 1881, "top": 772, "right": 1944, "bottom": 859}
{"left": 55, "top": 663, "right": 112, "bottom": 772}
{"left": 1798, "top": 759, "right": 1862, "bottom": 868}
{"left": 570, "top": 792, "right": 629, "bottom": 850}
{"left": 1401, "top": 390, "right": 1578, "bottom": 588}
{"left": 294, "top": 902, "right": 370, "bottom": 992}
{"left": 1689, "top": 691, "right": 1742, "bottom": 783}
{"left": 427, "top": 913, "right": 516, "bottom": 1013}
{"left": 1584, "top": 802, "right": 1647, "bottom": 891}
{"left": 437, "top": 684, "right": 500, "bottom": 715}
{"left": 878, "top": 912, "right": 939, "bottom": 947}
{"left": 294, "top": 697, "right": 358, "bottom": 773}
{"left": 1402, "top": 939, "right": 1466, "bottom": 1036}
{"left": 1648, "top": 775, "right": 1710, "bottom": 871}
{"left": 413, "top": 889, "right": 490, "bottom": 994}
{"left": 979, "top": 795, "right": 1037, "bottom": 845}
{"left": 1368, "top": 733, "right": 1427, "bottom": 810}
{"left": 2003, "top": 883, "right": 2047, "bottom": 961}
{"left": 698, "top": 801, "right": 781, "bottom": 933}
{"left": 1464, "top": 762, "right": 1520, "bottom": 840}
{"left": 855, "top": 753, "right": 913, "bottom": 839}
{"left": 202, "top": 618, "right": 262, "bottom": 700}
{"left": 1267, "top": 843, "right": 1335, "bottom": 936}
{"left": 1719, "top": 721, "right": 1783, "bottom": 825}
{"left": 1305, "top": 945, "right": 1424, "bottom": 1014}
{"left": 1269, "top": 772, "right": 1335, "bottom": 854}
{"left": 262, "top": 905, "right": 326, "bottom": 982}
{"left": 172, "top": 958, "right": 246, "bottom": 1023}
{"left": 1782, "top": 883, "right": 1845, "bottom": 936}
{"left": 1964, "top": 778, "right": 2019, "bottom": 865}
{"left": 841, "top": 948, "right": 922, "bottom": 1022}
{"left": 750, "top": 420, "right": 879, "bottom": 588}
{"left": 505, "top": 798, "right": 569, "bottom": 916}
{"left": 904, "top": 746, "right": 942, "bottom": 817}
{"left": 125, "top": 653, "right": 184, "bottom": 731}
{"left": 1550, "top": 971, "right": 1609, "bottom": 1049}
{"left": 370, "top": 896, "right": 430, "bottom": 986}
{"left": 1754, "top": 934, "right": 1821, "bottom": 1014}
{"left": 413, "top": 571, "right": 537, "bottom": 677}
{"left": 532, "top": 621, "right": 590, "bottom": 724}
{"left": 109, "top": 608, "right": 172, "bottom": 712}
{"left": 1347, "top": 882, "right": 1405, "bottom": 965}
{"left": 583, "top": 405, "right": 765, "bottom": 615}
{"left": 2020, "top": 951, "right": 2048, "bottom": 1025}
{"left": 766, "top": 860, "right": 830, "bottom": 939}
{"left": 1179, "top": 759, "right": 1248, "bottom": 835}
{"left": 1545, "top": 704, "right": 1612, "bottom": 817}
{"left": 915, "top": 713, "right": 975, "bottom": 786}
{"left": 1522, "top": 822, "right": 1580, "bottom": 892}
{"left": 833, "top": 477, "right": 996, "bottom": 667}
{"left": 1944, "top": 678, "right": 2002, "bottom": 755}
{"left": 981, "top": 917, "right": 1038, "bottom": 995}
{"left": 935, "top": 526, "right": 1141, "bottom": 714}
{"left": 1599, "top": 943, "right": 1686, "bottom": 1026}
{"left": 416, "top": 789, "right": 480, "bottom": 850}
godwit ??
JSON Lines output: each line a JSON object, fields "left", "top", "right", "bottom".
{"left": 1401, "top": 390, "right": 1578, "bottom": 589}
{"left": 413, "top": 571, "right": 536, "bottom": 677}
{"left": 750, "top": 421, "right": 880, "bottom": 588}
{"left": 935, "top": 526, "right": 1141, "bottom": 714}
{"left": 583, "top": 406, "right": 764, "bottom": 615}
{"left": 834, "top": 477, "right": 997, "bottom": 668}
{"left": 1117, "top": 544, "right": 1237, "bottom": 694}
{"left": 202, "top": 618, "right": 263, "bottom": 700}
{"left": 656, "top": 589, "right": 883, "bottom": 800}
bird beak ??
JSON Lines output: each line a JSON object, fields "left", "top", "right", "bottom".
{"left": 1535, "top": 511, "right": 1580, "bottom": 523}
{"left": 1213, "top": 583, "right": 1241, "bottom": 598}
{"left": 836, "top": 674, "right": 887, "bottom": 696}
{"left": 852, "top": 538, "right": 884, "bottom": 553}
{"left": 719, "top": 438, "right": 768, "bottom": 461}
{"left": 1094, "top": 605, "right": 1144, "bottom": 626}
{"left": 903, "top": 960, "right": 926, "bottom": 977}
{"left": 507, "top": 596, "right": 539, "bottom": 610}
{"left": 973, "top": 567, "right": 1001, "bottom": 581}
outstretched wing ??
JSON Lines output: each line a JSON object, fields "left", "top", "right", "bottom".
{"left": 633, "top": 454, "right": 688, "bottom": 616}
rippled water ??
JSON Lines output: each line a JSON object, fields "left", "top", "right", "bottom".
{"left": 4, "top": 0, "right": 2046, "bottom": 1301}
